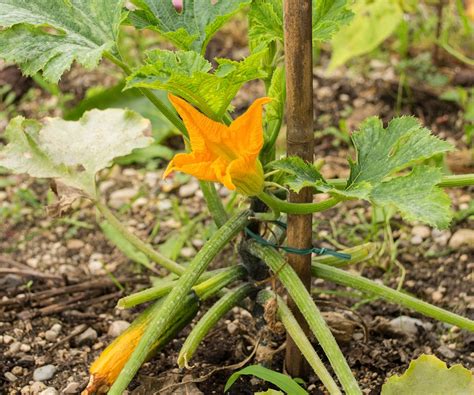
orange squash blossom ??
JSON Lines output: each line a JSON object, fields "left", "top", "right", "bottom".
{"left": 164, "top": 94, "right": 271, "bottom": 196}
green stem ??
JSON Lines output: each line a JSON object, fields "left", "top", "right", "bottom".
{"left": 178, "top": 283, "right": 254, "bottom": 368}
{"left": 117, "top": 266, "right": 247, "bottom": 309}
{"left": 311, "top": 263, "right": 474, "bottom": 332}
{"left": 257, "top": 289, "right": 341, "bottom": 395}
{"left": 258, "top": 191, "right": 341, "bottom": 215}
{"left": 313, "top": 243, "right": 377, "bottom": 268}
{"left": 95, "top": 201, "right": 185, "bottom": 276}
{"left": 193, "top": 265, "right": 247, "bottom": 300}
{"left": 327, "top": 174, "right": 474, "bottom": 190}
{"left": 104, "top": 52, "right": 188, "bottom": 137}
{"left": 248, "top": 242, "right": 361, "bottom": 394}
{"left": 109, "top": 210, "right": 251, "bottom": 394}
{"left": 437, "top": 174, "right": 474, "bottom": 188}
{"left": 199, "top": 181, "right": 229, "bottom": 228}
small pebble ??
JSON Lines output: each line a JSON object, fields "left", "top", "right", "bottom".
{"left": 4, "top": 372, "right": 17, "bottom": 382}
{"left": 180, "top": 247, "right": 195, "bottom": 258}
{"left": 437, "top": 345, "right": 456, "bottom": 359}
{"left": 75, "top": 327, "right": 98, "bottom": 346}
{"left": 432, "top": 290, "right": 443, "bottom": 302}
{"left": 388, "top": 316, "right": 432, "bottom": 336}
{"left": 66, "top": 239, "right": 84, "bottom": 250}
{"left": 30, "top": 382, "right": 47, "bottom": 393}
{"left": 33, "top": 365, "right": 57, "bottom": 381}
{"left": 411, "top": 225, "right": 431, "bottom": 239}
{"left": 51, "top": 324, "right": 62, "bottom": 333}
{"left": 9, "top": 342, "right": 21, "bottom": 354}
{"left": 39, "top": 388, "right": 59, "bottom": 395}
{"left": 449, "top": 229, "right": 474, "bottom": 249}
{"left": 178, "top": 181, "right": 199, "bottom": 198}
{"left": 44, "top": 330, "right": 58, "bottom": 342}
{"left": 109, "top": 188, "right": 138, "bottom": 208}
{"left": 227, "top": 322, "right": 238, "bottom": 335}
{"left": 11, "top": 366, "right": 23, "bottom": 376}
{"left": 62, "top": 382, "right": 80, "bottom": 394}
{"left": 108, "top": 321, "right": 130, "bottom": 338}
{"left": 20, "top": 343, "right": 31, "bottom": 352}
{"left": 410, "top": 235, "right": 423, "bottom": 245}
{"left": 3, "top": 335, "right": 14, "bottom": 344}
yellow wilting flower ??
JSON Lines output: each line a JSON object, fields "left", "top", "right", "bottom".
{"left": 82, "top": 319, "right": 147, "bottom": 394}
{"left": 164, "top": 94, "right": 271, "bottom": 196}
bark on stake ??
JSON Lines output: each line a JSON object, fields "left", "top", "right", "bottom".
{"left": 284, "top": 0, "right": 314, "bottom": 378}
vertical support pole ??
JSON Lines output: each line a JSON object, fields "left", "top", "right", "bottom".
{"left": 284, "top": 0, "right": 314, "bottom": 378}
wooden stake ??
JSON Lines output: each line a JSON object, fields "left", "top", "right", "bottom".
{"left": 284, "top": 0, "right": 314, "bottom": 377}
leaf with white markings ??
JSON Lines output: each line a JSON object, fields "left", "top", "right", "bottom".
{"left": 0, "top": 110, "right": 152, "bottom": 197}
{"left": 248, "top": 0, "right": 352, "bottom": 50}
{"left": 126, "top": 49, "right": 267, "bottom": 119}
{"left": 129, "top": 0, "right": 251, "bottom": 53}
{"left": 370, "top": 167, "right": 452, "bottom": 228}
{"left": 0, "top": 0, "right": 124, "bottom": 82}
{"left": 270, "top": 117, "right": 454, "bottom": 228}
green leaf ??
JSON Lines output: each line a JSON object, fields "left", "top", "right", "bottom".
{"left": 126, "top": 49, "right": 267, "bottom": 119}
{"left": 224, "top": 365, "right": 308, "bottom": 395}
{"left": 329, "top": 0, "right": 403, "bottom": 70}
{"left": 269, "top": 156, "right": 370, "bottom": 199}
{"left": 348, "top": 117, "right": 453, "bottom": 186}
{"left": 248, "top": 0, "right": 283, "bottom": 51}
{"left": 0, "top": 110, "right": 152, "bottom": 196}
{"left": 269, "top": 157, "right": 327, "bottom": 193}
{"left": 255, "top": 391, "right": 284, "bottom": 395}
{"left": 382, "top": 354, "right": 474, "bottom": 395}
{"left": 248, "top": 0, "right": 352, "bottom": 50}
{"left": 0, "top": 0, "right": 124, "bottom": 82}
{"left": 347, "top": 116, "right": 454, "bottom": 227}
{"left": 264, "top": 66, "right": 285, "bottom": 134}
{"left": 129, "top": 0, "right": 251, "bottom": 53}
{"left": 312, "top": 0, "right": 354, "bottom": 42}
{"left": 371, "top": 166, "right": 452, "bottom": 228}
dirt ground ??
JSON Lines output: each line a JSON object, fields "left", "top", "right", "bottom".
{"left": 1, "top": 23, "right": 473, "bottom": 395}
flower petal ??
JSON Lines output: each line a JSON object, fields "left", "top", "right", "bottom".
{"left": 226, "top": 157, "right": 264, "bottom": 196}
{"left": 168, "top": 94, "right": 227, "bottom": 155}
{"left": 230, "top": 97, "right": 271, "bottom": 157}
{"left": 164, "top": 152, "right": 218, "bottom": 182}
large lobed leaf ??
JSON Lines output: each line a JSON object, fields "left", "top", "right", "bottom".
{"left": 248, "top": 0, "right": 352, "bottom": 50}
{"left": 0, "top": 110, "right": 152, "bottom": 196}
{"left": 271, "top": 117, "right": 454, "bottom": 228}
{"left": 329, "top": 0, "right": 403, "bottom": 70}
{"left": 129, "top": 0, "right": 251, "bottom": 53}
{"left": 0, "top": 0, "right": 124, "bottom": 82}
{"left": 382, "top": 354, "right": 474, "bottom": 395}
{"left": 126, "top": 49, "right": 268, "bottom": 119}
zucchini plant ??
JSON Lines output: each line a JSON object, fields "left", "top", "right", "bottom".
{"left": 0, "top": 1, "right": 473, "bottom": 394}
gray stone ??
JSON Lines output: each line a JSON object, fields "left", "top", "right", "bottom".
{"left": 39, "top": 388, "right": 59, "bottom": 395}
{"left": 9, "top": 341, "right": 21, "bottom": 354}
{"left": 437, "top": 345, "right": 456, "bottom": 359}
{"left": 50, "top": 324, "right": 62, "bottom": 333}
{"left": 44, "top": 330, "right": 58, "bottom": 342}
{"left": 108, "top": 321, "right": 130, "bottom": 338}
{"left": 75, "top": 327, "right": 97, "bottom": 345}
{"left": 449, "top": 229, "right": 474, "bottom": 249}
{"left": 30, "top": 382, "right": 47, "bottom": 394}
{"left": 388, "top": 316, "right": 433, "bottom": 337}
{"left": 109, "top": 188, "right": 138, "bottom": 209}
{"left": 33, "top": 365, "right": 57, "bottom": 381}
{"left": 178, "top": 182, "right": 199, "bottom": 198}
{"left": 4, "top": 372, "right": 17, "bottom": 382}
{"left": 227, "top": 322, "right": 238, "bottom": 335}
{"left": 62, "top": 382, "right": 81, "bottom": 394}
{"left": 411, "top": 225, "right": 431, "bottom": 239}
{"left": 180, "top": 247, "right": 195, "bottom": 258}
{"left": 410, "top": 235, "right": 423, "bottom": 245}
